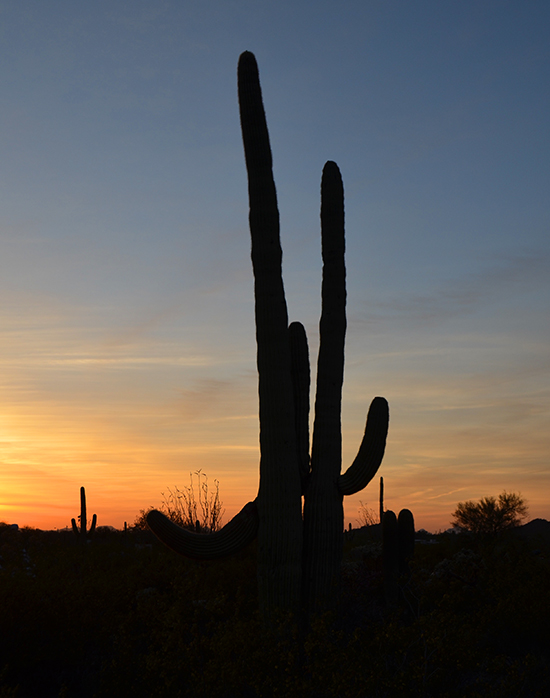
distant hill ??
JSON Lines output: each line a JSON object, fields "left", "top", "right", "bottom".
{"left": 515, "top": 518, "right": 550, "bottom": 541}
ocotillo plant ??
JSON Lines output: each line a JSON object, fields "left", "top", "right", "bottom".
{"left": 71, "top": 486, "right": 96, "bottom": 543}
{"left": 147, "top": 51, "right": 389, "bottom": 617}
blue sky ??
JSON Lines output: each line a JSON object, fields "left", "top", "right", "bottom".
{"left": 0, "top": 1, "right": 549, "bottom": 530}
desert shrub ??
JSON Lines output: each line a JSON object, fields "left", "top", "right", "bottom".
{"left": 451, "top": 492, "right": 528, "bottom": 535}
{"left": 356, "top": 500, "right": 377, "bottom": 527}
{"left": 134, "top": 470, "right": 224, "bottom": 533}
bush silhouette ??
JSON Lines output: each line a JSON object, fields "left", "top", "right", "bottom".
{"left": 451, "top": 491, "right": 528, "bottom": 534}
{"left": 134, "top": 472, "right": 224, "bottom": 533}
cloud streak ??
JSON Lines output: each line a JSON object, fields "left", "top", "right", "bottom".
{"left": 352, "top": 250, "right": 550, "bottom": 329}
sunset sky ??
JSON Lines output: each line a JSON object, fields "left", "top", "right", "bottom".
{"left": 1, "top": 1, "right": 549, "bottom": 533}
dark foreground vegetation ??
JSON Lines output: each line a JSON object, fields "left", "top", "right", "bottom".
{"left": 1, "top": 521, "right": 549, "bottom": 697}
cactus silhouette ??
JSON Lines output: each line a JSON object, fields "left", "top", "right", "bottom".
{"left": 71, "top": 486, "right": 96, "bottom": 543}
{"left": 382, "top": 508, "right": 415, "bottom": 605}
{"left": 397, "top": 508, "right": 415, "bottom": 575}
{"left": 382, "top": 510, "right": 399, "bottom": 605}
{"left": 379, "top": 476, "right": 384, "bottom": 524}
{"left": 147, "top": 51, "right": 389, "bottom": 617}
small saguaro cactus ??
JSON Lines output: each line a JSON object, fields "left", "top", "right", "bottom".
{"left": 71, "top": 486, "right": 96, "bottom": 543}
{"left": 397, "top": 508, "right": 415, "bottom": 576}
{"left": 382, "top": 508, "right": 415, "bottom": 605}
{"left": 379, "top": 476, "right": 384, "bottom": 524}
{"left": 147, "top": 51, "right": 389, "bottom": 618}
{"left": 382, "top": 510, "right": 399, "bottom": 605}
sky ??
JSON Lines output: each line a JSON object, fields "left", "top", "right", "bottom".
{"left": 0, "top": 0, "right": 549, "bottom": 533}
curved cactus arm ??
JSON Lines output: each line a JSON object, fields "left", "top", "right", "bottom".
{"left": 90, "top": 513, "right": 97, "bottom": 535}
{"left": 289, "top": 321, "right": 310, "bottom": 491}
{"left": 337, "top": 396, "right": 389, "bottom": 496}
{"left": 146, "top": 500, "right": 259, "bottom": 560}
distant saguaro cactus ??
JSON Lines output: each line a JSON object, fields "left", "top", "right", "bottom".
{"left": 147, "top": 51, "right": 389, "bottom": 618}
{"left": 71, "top": 486, "right": 96, "bottom": 543}
{"left": 382, "top": 510, "right": 399, "bottom": 605}
{"left": 379, "top": 476, "right": 384, "bottom": 524}
{"left": 397, "top": 508, "right": 415, "bottom": 576}
{"left": 382, "top": 508, "right": 415, "bottom": 605}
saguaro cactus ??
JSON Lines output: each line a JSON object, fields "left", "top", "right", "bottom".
{"left": 71, "top": 486, "right": 96, "bottom": 543}
{"left": 397, "top": 508, "right": 415, "bottom": 576}
{"left": 382, "top": 508, "right": 415, "bottom": 605}
{"left": 382, "top": 510, "right": 399, "bottom": 605}
{"left": 147, "top": 51, "right": 389, "bottom": 617}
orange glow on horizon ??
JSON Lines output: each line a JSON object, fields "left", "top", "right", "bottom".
{"left": 1, "top": 312, "right": 548, "bottom": 534}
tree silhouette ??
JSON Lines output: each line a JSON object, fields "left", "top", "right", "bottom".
{"left": 451, "top": 491, "right": 528, "bottom": 534}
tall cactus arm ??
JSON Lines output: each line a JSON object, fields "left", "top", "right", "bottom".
{"left": 302, "top": 162, "right": 347, "bottom": 609}
{"left": 238, "top": 50, "right": 303, "bottom": 614}
{"left": 238, "top": 50, "right": 296, "bottom": 464}
{"left": 289, "top": 321, "right": 310, "bottom": 491}
{"left": 303, "top": 161, "right": 388, "bottom": 610}
{"left": 146, "top": 501, "right": 259, "bottom": 560}
{"left": 310, "top": 160, "right": 346, "bottom": 480}
{"left": 338, "top": 396, "right": 389, "bottom": 496}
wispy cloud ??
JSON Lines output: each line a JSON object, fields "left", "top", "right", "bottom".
{"left": 426, "top": 487, "right": 469, "bottom": 501}
{"left": 351, "top": 251, "right": 550, "bottom": 328}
